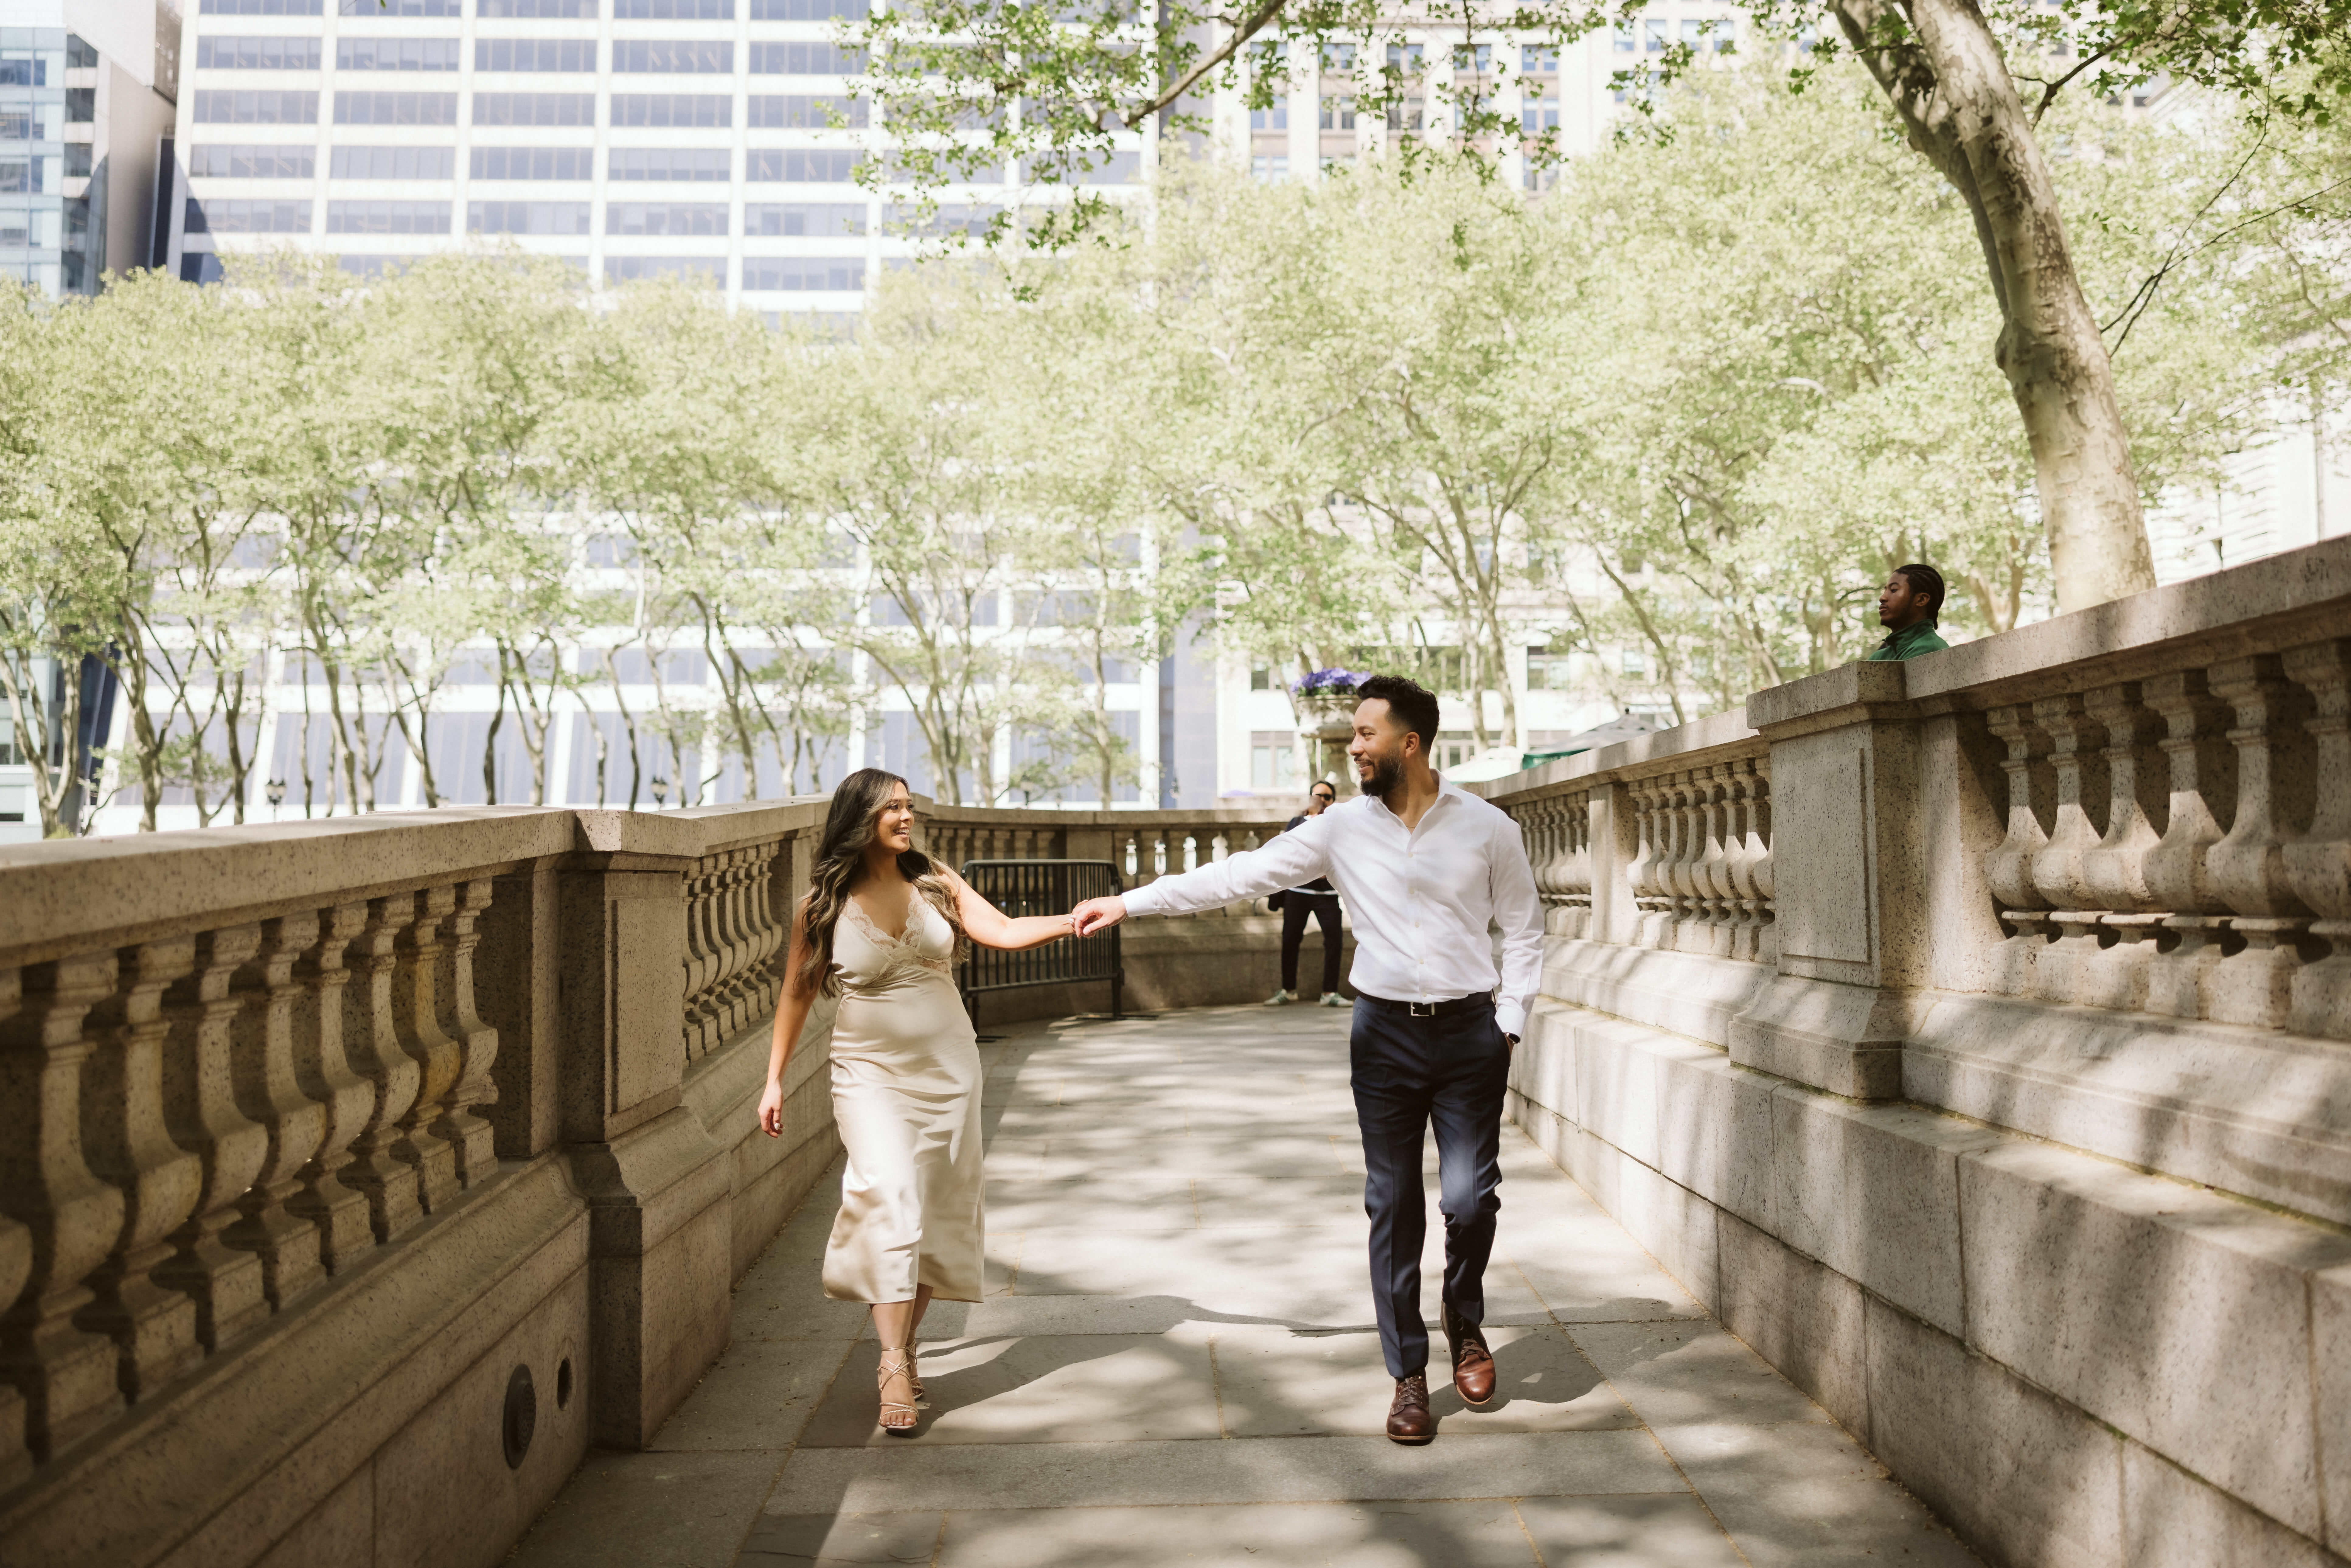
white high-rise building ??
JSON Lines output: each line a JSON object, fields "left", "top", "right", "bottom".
{"left": 163, "top": 0, "right": 1149, "bottom": 317}
{"left": 0, "top": 0, "right": 179, "bottom": 296}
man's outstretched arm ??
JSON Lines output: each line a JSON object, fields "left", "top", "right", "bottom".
{"left": 1073, "top": 815, "right": 1333, "bottom": 936}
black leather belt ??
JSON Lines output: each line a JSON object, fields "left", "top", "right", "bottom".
{"left": 1356, "top": 992, "right": 1493, "bottom": 1019}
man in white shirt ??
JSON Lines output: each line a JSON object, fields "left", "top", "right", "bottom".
{"left": 1073, "top": 674, "right": 1544, "bottom": 1444}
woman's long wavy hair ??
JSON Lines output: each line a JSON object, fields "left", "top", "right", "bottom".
{"left": 795, "top": 768, "right": 965, "bottom": 998}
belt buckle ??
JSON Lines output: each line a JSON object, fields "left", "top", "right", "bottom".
{"left": 1409, "top": 1001, "right": 1436, "bottom": 1017}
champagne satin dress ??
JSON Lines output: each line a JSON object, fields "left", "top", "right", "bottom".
{"left": 819, "top": 895, "right": 987, "bottom": 1304}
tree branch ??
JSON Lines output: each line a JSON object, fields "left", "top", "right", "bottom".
{"left": 1119, "top": 0, "right": 1290, "bottom": 128}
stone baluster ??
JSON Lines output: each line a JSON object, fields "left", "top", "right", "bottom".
{"left": 1722, "top": 762, "right": 1764, "bottom": 961}
{"left": 336, "top": 895, "right": 426, "bottom": 1243}
{"left": 1662, "top": 775, "right": 1703, "bottom": 951}
{"left": 1983, "top": 706, "right": 2053, "bottom": 995}
{"left": 2081, "top": 683, "right": 2168, "bottom": 913}
{"left": 681, "top": 857, "right": 721, "bottom": 1061}
{"left": 2142, "top": 670, "right": 2239, "bottom": 1019}
{"left": 2024, "top": 696, "right": 2114, "bottom": 1006}
{"left": 2203, "top": 655, "right": 2318, "bottom": 1027}
{"left": 1627, "top": 779, "right": 1668, "bottom": 948}
{"left": 0, "top": 955, "right": 129, "bottom": 1458}
{"left": 0, "top": 1213, "right": 26, "bottom": 1484}
{"left": 286, "top": 902, "right": 377, "bottom": 1274}
{"left": 427, "top": 879, "right": 500, "bottom": 1189}
{"left": 152, "top": 925, "right": 271, "bottom": 1354}
{"left": 708, "top": 851, "right": 753, "bottom": 1046}
{"left": 1695, "top": 768, "right": 1736, "bottom": 956}
{"left": 76, "top": 937, "right": 203, "bottom": 1403}
{"left": 223, "top": 913, "right": 331, "bottom": 1312}
{"left": 390, "top": 888, "right": 463, "bottom": 1214}
{"left": 1564, "top": 793, "right": 1596, "bottom": 939}
{"left": 2284, "top": 639, "right": 2351, "bottom": 1039}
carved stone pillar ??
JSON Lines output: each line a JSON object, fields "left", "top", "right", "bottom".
{"left": 2204, "top": 656, "right": 2317, "bottom": 1028}
{"left": 224, "top": 912, "right": 331, "bottom": 1312}
{"left": 152, "top": 925, "right": 271, "bottom": 1355}
{"left": 286, "top": 902, "right": 378, "bottom": 1274}
{"left": 0, "top": 956, "right": 130, "bottom": 1458}
{"left": 2142, "top": 671, "right": 2239, "bottom": 1020}
{"left": 336, "top": 896, "right": 426, "bottom": 1243}
{"left": 75, "top": 936, "right": 203, "bottom": 1403}
{"left": 2284, "top": 639, "right": 2351, "bottom": 1039}
{"left": 390, "top": 886, "right": 463, "bottom": 1214}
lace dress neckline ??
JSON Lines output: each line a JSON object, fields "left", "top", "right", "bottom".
{"left": 843, "top": 896, "right": 915, "bottom": 947}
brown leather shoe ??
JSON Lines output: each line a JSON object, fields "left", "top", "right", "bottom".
{"left": 1386, "top": 1373, "right": 1435, "bottom": 1444}
{"left": 1445, "top": 1305, "right": 1496, "bottom": 1406}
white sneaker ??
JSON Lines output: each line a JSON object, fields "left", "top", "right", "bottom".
{"left": 1319, "top": 992, "right": 1348, "bottom": 1008}
{"left": 1264, "top": 989, "right": 1296, "bottom": 1006}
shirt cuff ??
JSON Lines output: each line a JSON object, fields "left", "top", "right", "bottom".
{"left": 1122, "top": 883, "right": 1166, "bottom": 918}
{"left": 1494, "top": 1000, "right": 1526, "bottom": 1040}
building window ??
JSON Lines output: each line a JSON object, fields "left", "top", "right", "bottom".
{"left": 884, "top": 201, "right": 999, "bottom": 238}
{"left": 1249, "top": 94, "right": 1286, "bottom": 132}
{"left": 604, "top": 200, "right": 727, "bottom": 234}
{"left": 193, "top": 89, "right": 320, "bottom": 123}
{"left": 606, "top": 146, "right": 728, "bottom": 180}
{"left": 741, "top": 255, "right": 863, "bottom": 290}
{"left": 195, "top": 36, "right": 322, "bottom": 69}
{"left": 748, "top": 0, "right": 866, "bottom": 15}
{"left": 747, "top": 42, "right": 864, "bottom": 75}
{"left": 326, "top": 198, "right": 451, "bottom": 232}
{"left": 342, "top": 0, "right": 463, "bottom": 13}
{"left": 475, "top": 38, "right": 596, "bottom": 72}
{"left": 332, "top": 144, "right": 456, "bottom": 177}
{"left": 1385, "top": 42, "right": 1422, "bottom": 71}
{"left": 199, "top": 0, "right": 324, "bottom": 14}
{"left": 186, "top": 196, "right": 313, "bottom": 231}
{"left": 1249, "top": 732, "right": 1300, "bottom": 791}
{"left": 1645, "top": 19, "right": 1667, "bottom": 52}
{"left": 64, "top": 88, "right": 93, "bottom": 122}
{"left": 335, "top": 38, "right": 462, "bottom": 71}
{"left": 468, "top": 199, "right": 590, "bottom": 232}
{"left": 609, "top": 92, "right": 729, "bottom": 126}
{"left": 744, "top": 201, "right": 866, "bottom": 236}
{"left": 477, "top": 0, "right": 595, "bottom": 15}
{"left": 1319, "top": 94, "right": 1353, "bottom": 130}
{"left": 1251, "top": 154, "right": 1287, "bottom": 182}
{"left": 1249, "top": 664, "right": 1270, "bottom": 691}
{"left": 1451, "top": 43, "right": 1490, "bottom": 75}
{"left": 1386, "top": 99, "right": 1422, "bottom": 132}
{"left": 473, "top": 92, "right": 596, "bottom": 124}
{"left": 63, "top": 143, "right": 92, "bottom": 176}
{"left": 1619, "top": 649, "right": 1645, "bottom": 677}
{"left": 603, "top": 254, "right": 724, "bottom": 283}
{"left": 1612, "top": 19, "right": 1635, "bottom": 53}
{"left": 469, "top": 144, "right": 591, "bottom": 179}
{"left": 1525, "top": 648, "right": 1574, "bottom": 690}
{"left": 1521, "top": 43, "right": 1557, "bottom": 73}
{"left": 612, "top": 0, "right": 731, "bottom": 14}
{"left": 611, "top": 40, "right": 733, "bottom": 74}
{"left": 1521, "top": 95, "right": 1558, "bottom": 134}
{"left": 746, "top": 94, "right": 866, "bottom": 128}
{"left": 65, "top": 35, "right": 99, "bottom": 68}
{"left": 746, "top": 147, "right": 859, "bottom": 180}
{"left": 194, "top": 143, "right": 318, "bottom": 176}
{"left": 334, "top": 90, "right": 459, "bottom": 123}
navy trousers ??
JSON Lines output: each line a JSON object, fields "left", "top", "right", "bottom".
{"left": 1349, "top": 995, "right": 1509, "bottom": 1378}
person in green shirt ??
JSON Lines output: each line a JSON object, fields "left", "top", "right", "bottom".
{"left": 1866, "top": 563, "right": 1951, "bottom": 661}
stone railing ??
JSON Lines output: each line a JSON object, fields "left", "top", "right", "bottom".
{"left": 0, "top": 792, "right": 1306, "bottom": 1566}
{"left": 1511, "top": 731, "right": 1775, "bottom": 961}
{"left": 1476, "top": 536, "right": 2351, "bottom": 1568}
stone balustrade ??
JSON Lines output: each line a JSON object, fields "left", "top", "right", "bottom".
{"left": 1477, "top": 536, "right": 2351, "bottom": 1568}
{"left": 0, "top": 793, "right": 1303, "bottom": 1566}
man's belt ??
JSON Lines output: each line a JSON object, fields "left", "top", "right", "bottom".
{"left": 1356, "top": 992, "right": 1493, "bottom": 1020}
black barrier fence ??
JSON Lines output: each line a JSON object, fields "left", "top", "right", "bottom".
{"left": 957, "top": 859, "right": 1124, "bottom": 1027}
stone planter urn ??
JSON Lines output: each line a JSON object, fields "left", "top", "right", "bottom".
{"left": 1294, "top": 672, "right": 1370, "bottom": 795}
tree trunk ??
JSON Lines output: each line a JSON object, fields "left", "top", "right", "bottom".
{"left": 1831, "top": 0, "right": 2157, "bottom": 614}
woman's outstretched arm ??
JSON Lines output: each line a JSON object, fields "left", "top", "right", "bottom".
{"left": 759, "top": 901, "right": 819, "bottom": 1138}
{"left": 944, "top": 868, "right": 1078, "bottom": 951}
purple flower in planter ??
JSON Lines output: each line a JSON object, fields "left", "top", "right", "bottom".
{"left": 1295, "top": 668, "right": 1375, "bottom": 695}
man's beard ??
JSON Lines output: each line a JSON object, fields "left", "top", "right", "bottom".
{"left": 1360, "top": 751, "right": 1404, "bottom": 800}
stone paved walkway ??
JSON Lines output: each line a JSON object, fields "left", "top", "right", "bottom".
{"left": 509, "top": 1005, "right": 1983, "bottom": 1567}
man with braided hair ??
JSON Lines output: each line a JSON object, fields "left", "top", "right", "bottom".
{"left": 1867, "top": 563, "right": 1952, "bottom": 662}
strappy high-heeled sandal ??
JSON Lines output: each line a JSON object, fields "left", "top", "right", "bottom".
{"left": 876, "top": 1347, "right": 919, "bottom": 1436}
{"left": 907, "top": 1343, "right": 929, "bottom": 1408}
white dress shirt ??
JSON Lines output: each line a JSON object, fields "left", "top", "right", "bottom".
{"left": 1123, "top": 781, "right": 1545, "bottom": 1039}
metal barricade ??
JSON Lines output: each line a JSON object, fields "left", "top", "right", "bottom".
{"left": 957, "top": 859, "right": 1125, "bottom": 1028}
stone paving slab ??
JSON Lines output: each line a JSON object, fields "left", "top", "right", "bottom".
{"left": 509, "top": 1005, "right": 1983, "bottom": 1568}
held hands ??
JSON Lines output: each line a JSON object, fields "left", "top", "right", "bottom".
{"left": 1070, "top": 895, "right": 1129, "bottom": 938}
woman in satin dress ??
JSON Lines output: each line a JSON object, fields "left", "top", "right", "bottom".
{"left": 758, "top": 768, "right": 1074, "bottom": 1434}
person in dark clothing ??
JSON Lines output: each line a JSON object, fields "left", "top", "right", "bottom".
{"left": 1267, "top": 779, "right": 1347, "bottom": 1007}
{"left": 1866, "top": 563, "right": 1952, "bottom": 662}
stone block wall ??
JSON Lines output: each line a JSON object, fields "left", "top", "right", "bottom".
{"left": 1482, "top": 535, "right": 2351, "bottom": 1568}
